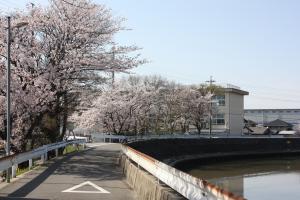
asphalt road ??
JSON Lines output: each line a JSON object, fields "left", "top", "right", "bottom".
{"left": 0, "top": 143, "right": 136, "bottom": 200}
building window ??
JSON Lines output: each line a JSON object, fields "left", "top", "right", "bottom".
{"left": 212, "top": 114, "right": 225, "bottom": 125}
{"left": 212, "top": 95, "right": 225, "bottom": 106}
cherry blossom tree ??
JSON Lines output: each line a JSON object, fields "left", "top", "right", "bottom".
{"left": 0, "top": 0, "right": 145, "bottom": 151}
{"left": 72, "top": 80, "right": 146, "bottom": 135}
{"left": 73, "top": 76, "right": 214, "bottom": 135}
{"left": 184, "top": 87, "right": 212, "bottom": 134}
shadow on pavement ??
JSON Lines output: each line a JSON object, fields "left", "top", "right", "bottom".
{"left": 6, "top": 146, "right": 125, "bottom": 198}
{"left": 53, "top": 149, "right": 123, "bottom": 181}
{"left": 4, "top": 198, "right": 48, "bottom": 200}
{"left": 7, "top": 152, "right": 75, "bottom": 198}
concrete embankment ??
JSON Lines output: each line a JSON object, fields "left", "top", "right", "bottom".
{"left": 120, "top": 154, "right": 185, "bottom": 200}
{"left": 128, "top": 138, "right": 300, "bottom": 163}
{"left": 122, "top": 137, "right": 300, "bottom": 200}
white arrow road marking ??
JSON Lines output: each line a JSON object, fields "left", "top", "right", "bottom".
{"left": 62, "top": 181, "right": 110, "bottom": 194}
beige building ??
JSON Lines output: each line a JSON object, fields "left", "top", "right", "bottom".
{"left": 211, "top": 86, "right": 249, "bottom": 135}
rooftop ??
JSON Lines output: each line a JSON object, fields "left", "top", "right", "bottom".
{"left": 224, "top": 88, "right": 249, "bottom": 95}
{"left": 245, "top": 109, "right": 300, "bottom": 112}
{"left": 265, "top": 119, "right": 293, "bottom": 127}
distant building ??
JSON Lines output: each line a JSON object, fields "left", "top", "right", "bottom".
{"left": 244, "top": 118, "right": 257, "bottom": 127}
{"left": 244, "top": 126, "right": 272, "bottom": 135}
{"left": 244, "top": 109, "right": 300, "bottom": 126}
{"left": 264, "top": 119, "right": 293, "bottom": 133}
{"left": 210, "top": 86, "right": 249, "bottom": 135}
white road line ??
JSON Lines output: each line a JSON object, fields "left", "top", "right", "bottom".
{"left": 62, "top": 181, "right": 110, "bottom": 194}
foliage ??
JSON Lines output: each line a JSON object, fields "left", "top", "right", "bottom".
{"left": 72, "top": 76, "right": 216, "bottom": 135}
{"left": 0, "top": 0, "right": 144, "bottom": 151}
{"left": 63, "top": 144, "right": 83, "bottom": 155}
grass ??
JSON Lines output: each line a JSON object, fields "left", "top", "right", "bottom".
{"left": 1, "top": 166, "right": 33, "bottom": 181}
{"left": 16, "top": 163, "right": 39, "bottom": 177}
{"left": 16, "top": 167, "right": 30, "bottom": 176}
{"left": 63, "top": 144, "right": 84, "bottom": 155}
{"left": 1, "top": 144, "right": 85, "bottom": 180}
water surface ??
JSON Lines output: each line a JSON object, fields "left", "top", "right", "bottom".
{"left": 182, "top": 156, "right": 300, "bottom": 200}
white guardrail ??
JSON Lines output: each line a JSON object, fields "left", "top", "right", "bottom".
{"left": 122, "top": 145, "right": 245, "bottom": 200}
{"left": 0, "top": 139, "right": 86, "bottom": 178}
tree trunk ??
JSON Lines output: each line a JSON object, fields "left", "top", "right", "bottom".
{"left": 60, "top": 100, "right": 68, "bottom": 141}
{"left": 196, "top": 122, "right": 202, "bottom": 134}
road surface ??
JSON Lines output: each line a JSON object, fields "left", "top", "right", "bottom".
{"left": 0, "top": 143, "right": 136, "bottom": 200}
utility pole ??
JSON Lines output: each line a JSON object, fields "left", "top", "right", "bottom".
{"left": 6, "top": 16, "right": 11, "bottom": 183}
{"left": 206, "top": 76, "right": 216, "bottom": 86}
{"left": 206, "top": 76, "right": 215, "bottom": 138}
{"left": 4, "top": 17, "right": 28, "bottom": 183}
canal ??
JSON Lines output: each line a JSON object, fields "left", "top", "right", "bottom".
{"left": 178, "top": 155, "right": 300, "bottom": 200}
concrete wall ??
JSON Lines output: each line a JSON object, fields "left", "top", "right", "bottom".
{"left": 226, "top": 92, "right": 245, "bottom": 135}
{"left": 128, "top": 138, "right": 300, "bottom": 162}
{"left": 212, "top": 90, "right": 246, "bottom": 135}
{"left": 124, "top": 138, "right": 300, "bottom": 200}
{"left": 120, "top": 155, "right": 185, "bottom": 200}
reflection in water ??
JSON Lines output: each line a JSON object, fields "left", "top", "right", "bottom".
{"left": 183, "top": 156, "right": 300, "bottom": 200}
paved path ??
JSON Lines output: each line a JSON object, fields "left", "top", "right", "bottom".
{"left": 0, "top": 143, "right": 136, "bottom": 200}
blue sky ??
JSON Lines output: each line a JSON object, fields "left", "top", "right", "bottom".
{"left": 2, "top": 0, "right": 300, "bottom": 109}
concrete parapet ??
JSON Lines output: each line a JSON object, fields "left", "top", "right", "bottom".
{"left": 124, "top": 137, "right": 300, "bottom": 200}
{"left": 128, "top": 138, "right": 300, "bottom": 161}
{"left": 120, "top": 155, "right": 185, "bottom": 200}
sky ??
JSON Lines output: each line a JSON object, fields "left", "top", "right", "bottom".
{"left": 1, "top": 0, "right": 300, "bottom": 109}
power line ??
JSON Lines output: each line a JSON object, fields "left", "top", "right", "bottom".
{"left": 60, "top": 0, "right": 94, "bottom": 9}
{"left": 245, "top": 116, "right": 300, "bottom": 120}
{"left": 218, "top": 79, "right": 300, "bottom": 94}
{"left": 0, "top": 0, "right": 22, "bottom": 9}
{"left": 247, "top": 95, "right": 300, "bottom": 103}
{"left": 247, "top": 88, "right": 300, "bottom": 99}
{"left": 128, "top": 71, "right": 300, "bottom": 105}
{"left": 131, "top": 71, "right": 300, "bottom": 98}
{"left": 0, "top": 0, "right": 27, "bottom": 15}
{"left": 150, "top": 73, "right": 300, "bottom": 100}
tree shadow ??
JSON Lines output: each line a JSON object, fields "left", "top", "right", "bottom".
{"left": 53, "top": 149, "right": 124, "bottom": 181}
{"left": 7, "top": 147, "right": 125, "bottom": 198}
{"left": 4, "top": 198, "right": 48, "bottom": 200}
{"left": 7, "top": 153, "right": 74, "bottom": 198}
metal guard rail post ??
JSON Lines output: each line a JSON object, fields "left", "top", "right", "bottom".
{"left": 0, "top": 139, "right": 86, "bottom": 177}
{"left": 122, "top": 145, "right": 245, "bottom": 200}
